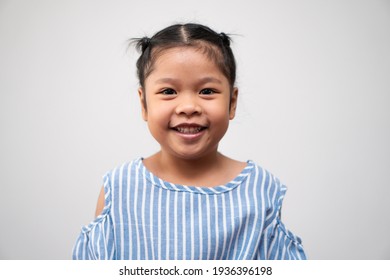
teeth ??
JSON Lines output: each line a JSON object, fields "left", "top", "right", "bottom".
{"left": 176, "top": 127, "right": 203, "bottom": 134}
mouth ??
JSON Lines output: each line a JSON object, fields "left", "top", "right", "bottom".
{"left": 171, "top": 124, "right": 207, "bottom": 134}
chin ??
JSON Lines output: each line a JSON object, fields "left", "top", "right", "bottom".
{"left": 174, "top": 153, "right": 205, "bottom": 161}
{"left": 171, "top": 148, "right": 217, "bottom": 161}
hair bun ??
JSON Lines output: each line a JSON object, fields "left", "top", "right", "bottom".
{"left": 140, "top": 37, "right": 151, "bottom": 52}
{"left": 219, "top": 32, "right": 231, "bottom": 46}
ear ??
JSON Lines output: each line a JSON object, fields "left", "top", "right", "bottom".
{"left": 138, "top": 87, "right": 148, "bottom": 121}
{"left": 229, "top": 87, "right": 239, "bottom": 120}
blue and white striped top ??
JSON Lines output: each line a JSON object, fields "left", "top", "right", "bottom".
{"left": 72, "top": 158, "right": 306, "bottom": 260}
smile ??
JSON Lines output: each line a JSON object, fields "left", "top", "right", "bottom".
{"left": 171, "top": 124, "right": 207, "bottom": 135}
{"left": 175, "top": 127, "right": 204, "bottom": 134}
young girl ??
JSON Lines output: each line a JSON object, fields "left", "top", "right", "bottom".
{"left": 72, "top": 23, "right": 306, "bottom": 260}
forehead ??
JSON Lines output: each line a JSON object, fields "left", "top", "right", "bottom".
{"left": 153, "top": 46, "right": 218, "bottom": 65}
{"left": 148, "top": 47, "right": 226, "bottom": 79}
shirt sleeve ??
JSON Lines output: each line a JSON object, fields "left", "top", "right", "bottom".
{"left": 262, "top": 175, "right": 307, "bottom": 260}
{"left": 266, "top": 217, "right": 307, "bottom": 259}
{"left": 72, "top": 173, "right": 116, "bottom": 260}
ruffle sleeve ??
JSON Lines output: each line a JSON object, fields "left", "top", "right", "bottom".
{"left": 72, "top": 173, "right": 116, "bottom": 260}
{"left": 262, "top": 176, "right": 307, "bottom": 260}
{"left": 266, "top": 218, "right": 307, "bottom": 259}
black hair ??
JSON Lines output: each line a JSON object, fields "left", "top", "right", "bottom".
{"left": 131, "top": 23, "right": 236, "bottom": 89}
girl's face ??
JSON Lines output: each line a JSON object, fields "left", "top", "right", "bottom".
{"left": 139, "top": 47, "right": 238, "bottom": 161}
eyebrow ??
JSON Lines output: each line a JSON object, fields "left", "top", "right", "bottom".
{"left": 155, "top": 77, "right": 223, "bottom": 84}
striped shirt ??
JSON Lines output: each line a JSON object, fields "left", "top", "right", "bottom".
{"left": 72, "top": 158, "right": 306, "bottom": 260}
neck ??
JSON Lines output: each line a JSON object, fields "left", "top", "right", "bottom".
{"left": 144, "top": 150, "right": 226, "bottom": 186}
{"left": 163, "top": 150, "right": 223, "bottom": 174}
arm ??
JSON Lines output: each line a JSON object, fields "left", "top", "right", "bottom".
{"left": 95, "top": 186, "right": 105, "bottom": 217}
{"left": 73, "top": 185, "right": 115, "bottom": 260}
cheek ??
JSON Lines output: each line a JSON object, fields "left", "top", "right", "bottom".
{"left": 146, "top": 102, "right": 172, "bottom": 127}
{"left": 207, "top": 100, "right": 231, "bottom": 120}
{"left": 206, "top": 110, "right": 231, "bottom": 137}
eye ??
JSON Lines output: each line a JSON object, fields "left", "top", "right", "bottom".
{"left": 199, "top": 88, "right": 216, "bottom": 95}
{"left": 160, "top": 88, "right": 176, "bottom": 95}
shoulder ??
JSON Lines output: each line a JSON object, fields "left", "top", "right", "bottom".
{"left": 103, "top": 158, "right": 144, "bottom": 185}
{"left": 104, "top": 158, "right": 143, "bottom": 176}
{"left": 247, "top": 161, "right": 287, "bottom": 209}
{"left": 95, "top": 158, "right": 143, "bottom": 217}
{"left": 248, "top": 161, "right": 286, "bottom": 189}
{"left": 102, "top": 158, "right": 146, "bottom": 194}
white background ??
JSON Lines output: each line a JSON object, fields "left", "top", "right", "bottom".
{"left": 0, "top": 0, "right": 389, "bottom": 259}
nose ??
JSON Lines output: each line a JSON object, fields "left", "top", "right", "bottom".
{"left": 175, "top": 94, "right": 202, "bottom": 116}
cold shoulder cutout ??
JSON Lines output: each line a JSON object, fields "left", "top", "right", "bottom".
{"left": 94, "top": 186, "right": 106, "bottom": 217}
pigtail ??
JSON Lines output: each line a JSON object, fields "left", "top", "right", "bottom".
{"left": 127, "top": 36, "right": 152, "bottom": 88}
{"left": 129, "top": 36, "right": 152, "bottom": 54}
{"left": 134, "top": 37, "right": 152, "bottom": 53}
{"left": 219, "top": 32, "right": 231, "bottom": 47}
{"left": 140, "top": 37, "right": 152, "bottom": 52}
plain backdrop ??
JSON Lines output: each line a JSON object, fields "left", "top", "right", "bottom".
{"left": 0, "top": 0, "right": 389, "bottom": 259}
